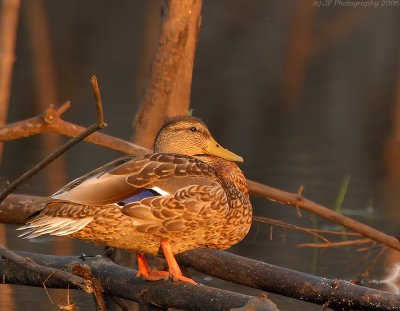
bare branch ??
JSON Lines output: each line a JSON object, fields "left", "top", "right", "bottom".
{"left": 253, "top": 216, "right": 369, "bottom": 247}
{"left": 0, "top": 79, "right": 109, "bottom": 203}
{"left": 255, "top": 216, "right": 330, "bottom": 243}
{"left": 0, "top": 194, "right": 43, "bottom": 224}
{"left": 298, "top": 238, "right": 373, "bottom": 248}
{"left": 90, "top": 75, "right": 106, "bottom": 128}
{"left": 0, "top": 103, "right": 149, "bottom": 155}
{"left": 248, "top": 179, "right": 400, "bottom": 252}
{"left": 132, "top": 0, "right": 202, "bottom": 148}
{"left": 254, "top": 216, "right": 362, "bottom": 237}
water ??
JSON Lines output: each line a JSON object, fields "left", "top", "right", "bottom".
{"left": 1, "top": 1, "right": 400, "bottom": 310}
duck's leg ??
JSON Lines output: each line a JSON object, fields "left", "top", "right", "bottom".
{"left": 136, "top": 253, "right": 169, "bottom": 281}
{"left": 160, "top": 241, "right": 197, "bottom": 284}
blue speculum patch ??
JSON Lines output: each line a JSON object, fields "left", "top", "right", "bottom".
{"left": 119, "top": 189, "right": 160, "bottom": 205}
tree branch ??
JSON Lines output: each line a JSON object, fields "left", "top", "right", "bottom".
{"left": 177, "top": 249, "right": 400, "bottom": 310}
{"left": 132, "top": 0, "right": 202, "bottom": 148}
{"left": 1, "top": 247, "right": 398, "bottom": 310}
{"left": 0, "top": 102, "right": 148, "bottom": 155}
{"left": 0, "top": 76, "right": 107, "bottom": 203}
{"left": 0, "top": 245, "right": 93, "bottom": 293}
{"left": 0, "top": 251, "right": 278, "bottom": 311}
{"left": 248, "top": 180, "right": 400, "bottom": 252}
{"left": 298, "top": 238, "right": 373, "bottom": 248}
{"left": 0, "top": 194, "right": 43, "bottom": 224}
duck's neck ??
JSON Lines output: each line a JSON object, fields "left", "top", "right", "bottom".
{"left": 197, "top": 156, "right": 249, "bottom": 206}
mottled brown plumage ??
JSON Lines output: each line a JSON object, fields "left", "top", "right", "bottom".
{"left": 18, "top": 116, "right": 252, "bottom": 283}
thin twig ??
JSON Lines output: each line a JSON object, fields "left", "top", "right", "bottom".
{"left": 90, "top": 75, "right": 106, "bottom": 128}
{"left": 42, "top": 271, "right": 56, "bottom": 305}
{"left": 0, "top": 123, "right": 100, "bottom": 203}
{"left": 254, "top": 216, "right": 368, "bottom": 248}
{"left": 295, "top": 184, "right": 304, "bottom": 217}
{"left": 299, "top": 238, "right": 372, "bottom": 248}
{"left": 254, "top": 216, "right": 362, "bottom": 236}
{"left": 0, "top": 77, "right": 107, "bottom": 203}
{"left": 351, "top": 246, "right": 385, "bottom": 285}
{"left": 248, "top": 179, "right": 400, "bottom": 252}
{"left": 254, "top": 216, "right": 329, "bottom": 243}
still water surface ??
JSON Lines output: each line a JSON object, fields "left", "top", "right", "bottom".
{"left": 2, "top": 98, "right": 399, "bottom": 310}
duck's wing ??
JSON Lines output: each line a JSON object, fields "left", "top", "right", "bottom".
{"left": 121, "top": 182, "right": 227, "bottom": 234}
{"left": 50, "top": 155, "right": 140, "bottom": 205}
{"left": 49, "top": 153, "right": 216, "bottom": 204}
{"left": 18, "top": 153, "right": 220, "bottom": 238}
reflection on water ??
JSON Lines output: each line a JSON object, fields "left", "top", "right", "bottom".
{"left": 2, "top": 1, "right": 400, "bottom": 310}
{"left": 0, "top": 225, "right": 15, "bottom": 311}
{"left": 4, "top": 286, "right": 94, "bottom": 311}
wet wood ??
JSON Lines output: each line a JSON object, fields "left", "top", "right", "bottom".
{"left": 71, "top": 264, "right": 106, "bottom": 311}
{"left": 0, "top": 251, "right": 279, "bottom": 311}
{"left": 0, "top": 245, "right": 93, "bottom": 293}
{"left": 177, "top": 249, "right": 400, "bottom": 311}
{"left": 0, "top": 194, "right": 44, "bottom": 224}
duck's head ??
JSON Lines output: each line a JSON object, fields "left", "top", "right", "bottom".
{"left": 154, "top": 116, "right": 243, "bottom": 163}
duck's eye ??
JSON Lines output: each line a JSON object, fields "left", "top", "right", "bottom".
{"left": 190, "top": 127, "right": 197, "bottom": 132}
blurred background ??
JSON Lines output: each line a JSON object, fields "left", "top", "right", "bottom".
{"left": 1, "top": 0, "right": 400, "bottom": 310}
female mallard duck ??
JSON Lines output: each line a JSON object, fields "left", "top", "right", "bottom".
{"left": 18, "top": 116, "right": 252, "bottom": 284}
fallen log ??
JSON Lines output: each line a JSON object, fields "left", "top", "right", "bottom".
{"left": 0, "top": 251, "right": 278, "bottom": 311}
{"left": 177, "top": 249, "right": 400, "bottom": 311}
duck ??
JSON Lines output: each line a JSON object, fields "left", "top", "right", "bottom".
{"left": 18, "top": 116, "right": 252, "bottom": 284}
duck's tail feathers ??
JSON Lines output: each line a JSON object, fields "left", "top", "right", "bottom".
{"left": 17, "top": 216, "right": 93, "bottom": 239}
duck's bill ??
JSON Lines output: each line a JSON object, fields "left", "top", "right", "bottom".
{"left": 204, "top": 137, "right": 244, "bottom": 163}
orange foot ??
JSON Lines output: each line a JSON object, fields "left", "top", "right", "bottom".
{"left": 160, "top": 241, "right": 197, "bottom": 285}
{"left": 136, "top": 246, "right": 197, "bottom": 285}
{"left": 136, "top": 253, "right": 169, "bottom": 281}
